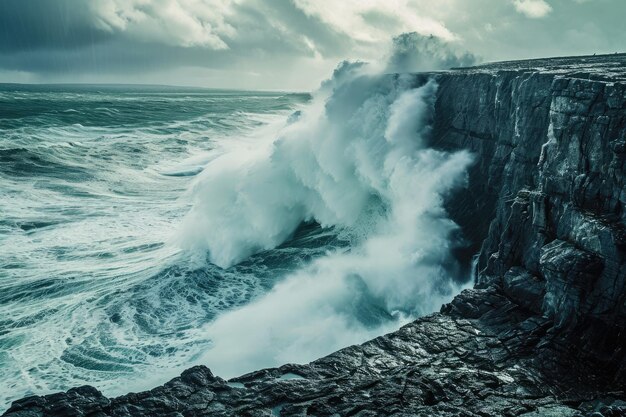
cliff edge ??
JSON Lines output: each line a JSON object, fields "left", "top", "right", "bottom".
{"left": 4, "top": 53, "right": 626, "bottom": 417}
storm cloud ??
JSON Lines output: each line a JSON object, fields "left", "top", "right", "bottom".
{"left": 0, "top": 0, "right": 624, "bottom": 90}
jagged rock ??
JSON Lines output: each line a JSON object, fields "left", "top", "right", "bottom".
{"left": 502, "top": 267, "right": 545, "bottom": 314}
{"left": 540, "top": 239, "right": 604, "bottom": 328}
{"left": 4, "top": 54, "right": 626, "bottom": 417}
{"left": 435, "top": 53, "right": 626, "bottom": 373}
{"left": 5, "top": 287, "right": 624, "bottom": 416}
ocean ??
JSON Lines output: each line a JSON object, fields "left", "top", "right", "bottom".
{"left": 0, "top": 68, "right": 471, "bottom": 410}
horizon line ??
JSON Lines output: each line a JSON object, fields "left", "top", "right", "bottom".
{"left": 0, "top": 81, "right": 310, "bottom": 95}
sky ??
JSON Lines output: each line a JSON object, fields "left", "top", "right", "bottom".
{"left": 0, "top": 0, "right": 624, "bottom": 91}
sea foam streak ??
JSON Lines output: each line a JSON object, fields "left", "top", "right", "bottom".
{"left": 180, "top": 61, "right": 474, "bottom": 376}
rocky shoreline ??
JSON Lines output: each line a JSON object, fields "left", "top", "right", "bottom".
{"left": 4, "top": 53, "right": 626, "bottom": 416}
{"left": 4, "top": 285, "right": 625, "bottom": 416}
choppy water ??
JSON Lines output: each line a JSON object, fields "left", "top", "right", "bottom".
{"left": 0, "top": 69, "right": 473, "bottom": 412}
{"left": 0, "top": 84, "right": 316, "bottom": 408}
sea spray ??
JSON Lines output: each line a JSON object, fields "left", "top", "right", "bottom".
{"left": 0, "top": 34, "right": 477, "bottom": 408}
{"left": 181, "top": 63, "right": 474, "bottom": 376}
{"left": 0, "top": 86, "right": 309, "bottom": 408}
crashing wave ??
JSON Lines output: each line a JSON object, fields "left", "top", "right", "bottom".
{"left": 180, "top": 54, "right": 474, "bottom": 376}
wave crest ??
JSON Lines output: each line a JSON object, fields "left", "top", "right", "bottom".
{"left": 179, "top": 59, "right": 474, "bottom": 376}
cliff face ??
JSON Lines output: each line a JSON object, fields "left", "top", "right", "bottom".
{"left": 434, "top": 56, "right": 626, "bottom": 378}
{"left": 4, "top": 54, "right": 626, "bottom": 417}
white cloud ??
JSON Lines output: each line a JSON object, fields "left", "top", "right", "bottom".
{"left": 512, "top": 0, "right": 553, "bottom": 18}
{"left": 3, "top": 0, "right": 623, "bottom": 89}
{"left": 86, "top": 0, "right": 458, "bottom": 54}
{"left": 86, "top": 0, "right": 459, "bottom": 51}
{"left": 84, "top": 0, "right": 463, "bottom": 71}
{"left": 292, "top": 0, "right": 456, "bottom": 43}
{"left": 90, "top": 0, "right": 235, "bottom": 49}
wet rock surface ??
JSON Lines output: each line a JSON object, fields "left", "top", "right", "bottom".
{"left": 4, "top": 287, "right": 625, "bottom": 416}
{"left": 434, "top": 52, "right": 626, "bottom": 379}
{"left": 4, "top": 54, "right": 626, "bottom": 416}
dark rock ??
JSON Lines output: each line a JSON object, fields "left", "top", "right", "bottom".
{"left": 434, "top": 53, "right": 626, "bottom": 377}
{"left": 502, "top": 266, "right": 545, "bottom": 313}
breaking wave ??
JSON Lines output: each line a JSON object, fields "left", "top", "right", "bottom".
{"left": 0, "top": 33, "right": 476, "bottom": 408}
{"left": 180, "top": 60, "right": 474, "bottom": 376}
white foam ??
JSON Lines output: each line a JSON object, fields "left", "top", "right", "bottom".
{"left": 180, "top": 62, "right": 473, "bottom": 378}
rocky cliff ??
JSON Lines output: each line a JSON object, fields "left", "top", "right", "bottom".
{"left": 435, "top": 54, "right": 626, "bottom": 378}
{"left": 4, "top": 54, "right": 626, "bottom": 417}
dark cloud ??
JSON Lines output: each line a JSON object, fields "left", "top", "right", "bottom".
{"left": 0, "top": 0, "right": 624, "bottom": 89}
{"left": 0, "top": 0, "right": 354, "bottom": 89}
{"left": 229, "top": 1, "right": 352, "bottom": 58}
{"left": 0, "top": 0, "right": 109, "bottom": 52}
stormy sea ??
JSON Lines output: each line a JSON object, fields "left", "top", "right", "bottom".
{"left": 0, "top": 62, "right": 473, "bottom": 409}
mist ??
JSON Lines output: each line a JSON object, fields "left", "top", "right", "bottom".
{"left": 177, "top": 38, "right": 474, "bottom": 377}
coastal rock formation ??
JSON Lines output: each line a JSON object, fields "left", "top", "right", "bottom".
{"left": 435, "top": 54, "right": 626, "bottom": 383}
{"left": 4, "top": 54, "right": 626, "bottom": 416}
{"left": 4, "top": 288, "right": 625, "bottom": 416}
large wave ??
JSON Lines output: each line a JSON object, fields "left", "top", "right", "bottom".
{"left": 179, "top": 39, "right": 474, "bottom": 377}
